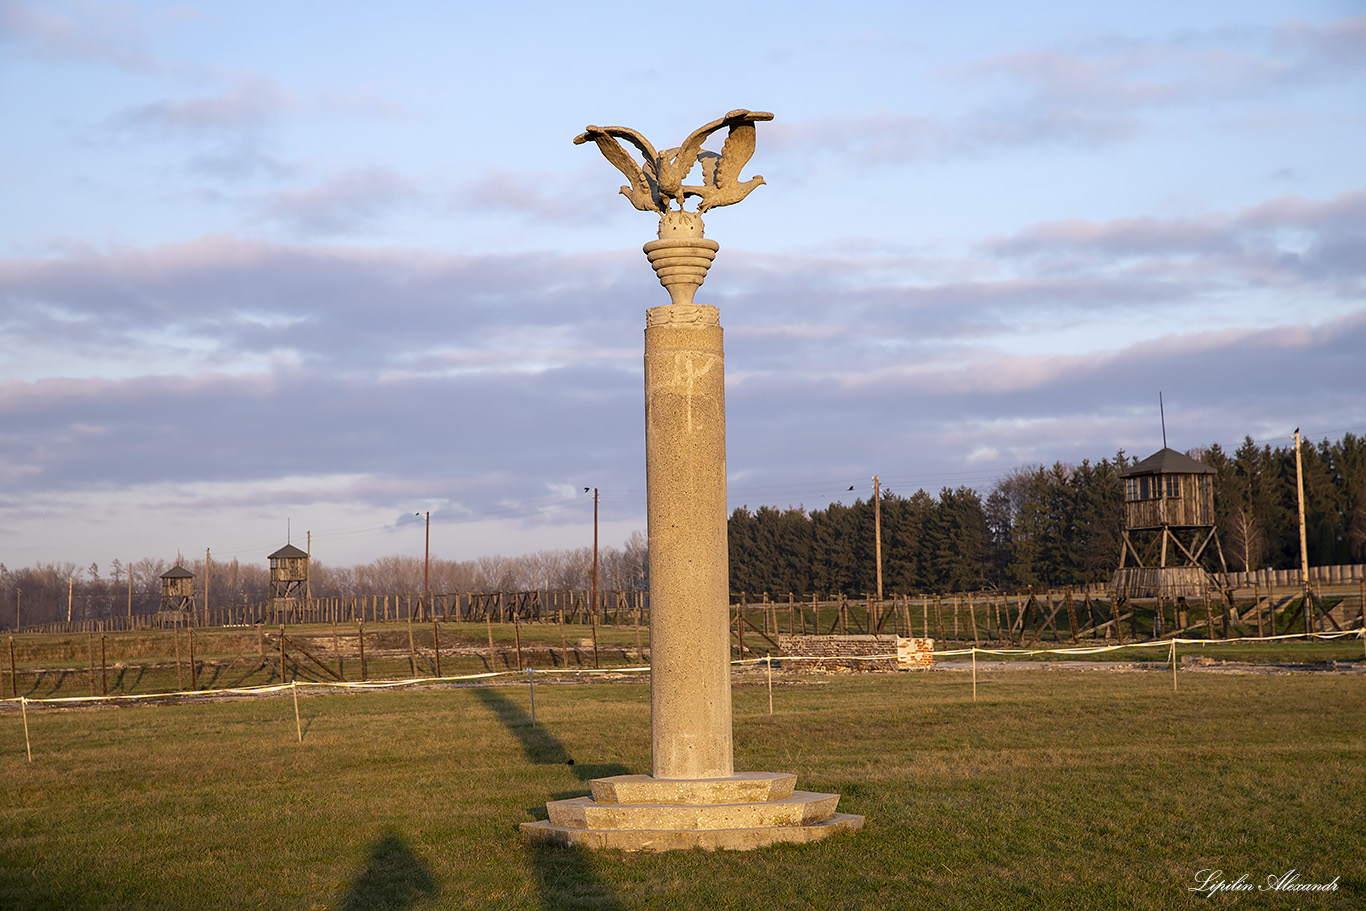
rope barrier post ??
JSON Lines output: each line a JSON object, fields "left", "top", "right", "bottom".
{"left": 529, "top": 668, "right": 536, "bottom": 728}
{"left": 767, "top": 655, "right": 773, "bottom": 716}
{"left": 972, "top": 648, "right": 977, "bottom": 703}
{"left": 21, "top": 696, "right": 32, "bottom": 762}
{"left": 486, "top": 612, "right": 495, "bottom": 671}
{"left": 358, "top": 619, "right": 367, "bottom": 681}
{"left": 292, "top": 681, "right": 302, "bottom": 743}
{"left": 1171, "top": 640, "right": 1177, "bottom": 692}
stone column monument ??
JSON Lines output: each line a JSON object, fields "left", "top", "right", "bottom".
{"left": 521, "top": 110, "right": 862, "bottom": 851}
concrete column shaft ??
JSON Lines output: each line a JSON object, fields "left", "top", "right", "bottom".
{"left": 644, "top": 303, "right": 733, "bottom": 780}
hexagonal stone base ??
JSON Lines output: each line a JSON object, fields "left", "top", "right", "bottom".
{"left": 520, "top": 812, "right": 864, "bottom": 852}
{"left": 521, "top": 771, "right": 863, "bottom": 853}
{"left": 589, "top": 771, "right": 797, "bottom": 805}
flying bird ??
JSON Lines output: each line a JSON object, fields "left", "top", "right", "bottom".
{"left": 573, "top": 125, "right": 661, "bottom": 212}
{"left": 657, "top": 109, "right": 773, "bottom": 212}
{"left": 694, "top": 116, "right": 768, "bottom": 212}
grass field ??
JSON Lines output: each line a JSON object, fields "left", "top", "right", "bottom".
{"left": 3, "top": 664, "right": 1363, "bottom": 910}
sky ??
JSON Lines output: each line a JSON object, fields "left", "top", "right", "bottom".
{"left": 2, "top": 0, "right": 1363, "bottom": 574}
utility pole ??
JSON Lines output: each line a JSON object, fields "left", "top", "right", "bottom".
{"left": 872, "top": 475, "right": 883, "bottom": 605}
{"left": 424, "top": 511, "right": 431, "bottom": 621}
{"left": 127, "top": 562, "right": 132, "bottom": 622}
{"left": 205, "top": 548, "right": 211, "bottom": 617}
{"left": 1294, "top": 429, "right": 1311, "bottom": 636}
{"left": 592, "top": 488, "right": 599, "bottom": 626}
{"left": 14, "top": 588, "right": 19, "bottom": 629}
{"left": 67, "top": 576, "right": 73, "bottom": 624}
{"left": 306, "top": 530, "right": 312, "bottom": 603}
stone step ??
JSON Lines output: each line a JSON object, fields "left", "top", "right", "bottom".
{"left": 520, "top": 812, "right": 865, "bottom": 852}
{"left": 547, "top": 790, "right": 839, "bottom": 831}
{"left": 589, "top": 771, "right": 796, "bottom": 805}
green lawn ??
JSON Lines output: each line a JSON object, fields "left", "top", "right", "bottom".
{"left": 2, "top": 668, "right": 1363, "bottom": 910}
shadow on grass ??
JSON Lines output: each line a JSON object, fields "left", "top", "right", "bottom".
{"left": 528, "top": 841, "right": 623, "bottom": 911}
{"left": 470, "top": 685, "right": 572, "bottom": 765}
{"left": 471, "top": 685, "right": 633, "bottom": 781}
{"left": 474, "top": 684, "right": 631, "bottom": 908}
{"left": 335, "top": 829, "right": 437, "bottom": 911}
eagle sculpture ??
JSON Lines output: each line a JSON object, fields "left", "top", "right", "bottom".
{"left": 574, "top": 110, "right": 772, "bottom": 215}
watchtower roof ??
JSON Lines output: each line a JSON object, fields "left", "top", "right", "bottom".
{"left": 1120, "top": 447, "right": 1214, "bottom": 478}
{"left": 269, "top": 544, "right": 309, "bottom": 559}
{"left": 161, "top": 565, "right": 194, "bottom": 580}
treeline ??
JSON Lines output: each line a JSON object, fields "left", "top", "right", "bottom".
{"left": 729, "top": 434, "right": 1366, "bottom": 595}
{"left": 0, "top": 532, "right": 648, "bottom": 631}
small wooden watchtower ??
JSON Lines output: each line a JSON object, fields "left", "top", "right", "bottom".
{"left": 269, "top": 544, "right": 310, "bottom": 616}
{"left": 159, "top": 565, "right": 196, "bottom": 612}
{"left": 1111, "top": 447, "right": 1229, "bottom": 601}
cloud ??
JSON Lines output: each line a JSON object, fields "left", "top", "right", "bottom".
{"left": 256, "top": 168, "right": 419, "bottom": 236}
{"left": 450, "top": 166, "right": 614, "bottom": 223}
{"left": 982, "top": 190, "right": 1366, "bottom": 290}
{"left": 0, "top": 0, "right": 158, "bottom": 71}
{"left": 187, "top": 141, "right": 294, "bottom": 182}
{"left": 1274, "top": 15, "right": 1366, "bottom": 79}
{"left": 111, "top": 76, "right": 290, "bottom": 133}
{"left": 770, "top": 15, "right": 1366, "bottom": 168}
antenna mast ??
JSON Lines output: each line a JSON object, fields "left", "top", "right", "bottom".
{"left": 1159, "top": 392, "right": 1167, "bottom": 449}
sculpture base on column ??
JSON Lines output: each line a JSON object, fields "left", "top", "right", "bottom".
{"left": 520, "top": 772, "right": 863, "bottom": 852}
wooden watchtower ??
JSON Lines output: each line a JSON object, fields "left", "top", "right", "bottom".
{"left": 269, "top": 544, "right": 310, "bottom": 620}
{"left": 1111, "top": 447, "right": 1229, "bottom": 602}
{"left": 160, "top": 565, "right": 196, "bottom": 611}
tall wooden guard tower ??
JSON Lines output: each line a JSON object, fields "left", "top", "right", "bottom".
{"left": 1112, "top": 448, "right": 1230, "bottom": 631}
{"left": 160, "top": 565, "right": 196, "bottom": 610}
{"left": 158, "top": 565, "right": 196, "bottom": 626}
{"left": 269, "top": 544, "right": 310, "bottom": 621}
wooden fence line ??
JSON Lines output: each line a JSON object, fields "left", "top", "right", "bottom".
{"left": 11, "top": 576, "right": 1365, "bottom": 645}
{"left": 12, "top": 588, "right": 648, "bottom": 636}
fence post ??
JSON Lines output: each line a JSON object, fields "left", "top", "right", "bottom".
{"left": 174, "top": 627, "right": 184, "bottom": 691}
{"left": 407, "top": 609, "right": 417, "bottom": 678}
{"left": 332, "top": 617, "right": 342, "bottom": 680}
{"left": 433, "top": 618, "right": 442, "bottom": 677}
{"left": 558, "top": 609, "right": 567, "bottom": 664}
